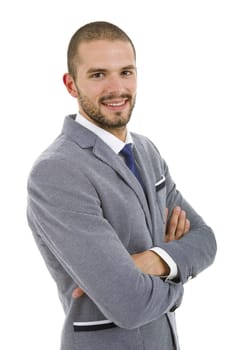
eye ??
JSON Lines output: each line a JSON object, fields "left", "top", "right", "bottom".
{"left": 121, "top": 70, "right": 133, "bottom": 77}
{"left": 90, "top": 72, "right": 105, "bottom": 79}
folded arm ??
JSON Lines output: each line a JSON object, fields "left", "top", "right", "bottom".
{"left": 73, "top": 206, "right": 190, "bottom": 298}
{"left": 27, "top": 158, "right": 183, "bottom": 329}
{"left": 158, "top": 160, "right": 217, "bottom": 284}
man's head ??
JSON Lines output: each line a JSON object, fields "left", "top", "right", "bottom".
{"left": 67, "top": 21, "right": 136, "bottom": 80}
{"left": 63, "top": 21, "right": 137, "bottom": 139}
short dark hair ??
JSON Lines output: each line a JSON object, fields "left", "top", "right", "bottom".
{"left": 67, "top": 21, "right": 136, "bottom": 78}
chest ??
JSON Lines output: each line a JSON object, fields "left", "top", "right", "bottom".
{"left": 87, "top": 160, "right": 167, "bottom": 253}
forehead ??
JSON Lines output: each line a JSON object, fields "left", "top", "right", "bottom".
{"left": 77, "top": 40, "right": 136, "bottom": 70}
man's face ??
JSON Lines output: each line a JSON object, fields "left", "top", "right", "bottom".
{"left": 73, "top": 40, "right": 137, "bottom": 132}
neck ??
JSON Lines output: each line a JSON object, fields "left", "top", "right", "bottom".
{"left": 103, "top": 126, "right": 127, "bottom": 142}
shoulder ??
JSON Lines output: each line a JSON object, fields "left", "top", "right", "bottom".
{"left": 28, "top": 134, "right": 83, "bottom": 184}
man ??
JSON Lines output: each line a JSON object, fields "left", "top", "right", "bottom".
{"left": 27, "top": 21, "right": 217, "bottom": 350}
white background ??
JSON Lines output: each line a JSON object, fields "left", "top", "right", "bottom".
{"left": 0, "top": 1, "right": 232, "bottom": 349}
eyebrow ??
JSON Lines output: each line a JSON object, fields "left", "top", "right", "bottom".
{"left": 86, "top": 65, "right": 137, "bottom": 74}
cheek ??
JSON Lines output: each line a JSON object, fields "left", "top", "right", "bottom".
{"left": 82, "top": 83, "right": 104, "bottom": 101}
{"left": 127, "top": 79, "right": 137, "bottom": 95}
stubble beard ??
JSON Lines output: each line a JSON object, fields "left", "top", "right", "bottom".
{"left": 76, "top": 87, "right": 136, "bottom": 130}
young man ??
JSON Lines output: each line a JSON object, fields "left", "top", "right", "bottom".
{"left": 27, "top": 21, "right": 217, "bottom": 350}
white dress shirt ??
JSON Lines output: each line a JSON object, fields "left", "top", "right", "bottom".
{"left": 75, "top": 113, "right": 178, "bottom": 280}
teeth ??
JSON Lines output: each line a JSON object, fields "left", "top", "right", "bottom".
{"left": 105, "top": 100, "right": 126, "bottom": 107}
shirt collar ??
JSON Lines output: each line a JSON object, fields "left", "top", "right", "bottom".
{"left": 75, "top": 113, "right": 133, "bottom": 154}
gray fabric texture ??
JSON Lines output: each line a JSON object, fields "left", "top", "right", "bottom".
{"left": 27, "top": 115, "right": 217, "bottom": 349}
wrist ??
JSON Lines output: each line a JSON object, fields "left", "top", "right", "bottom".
{"left": 149, "top": 251, "right": 170, "bottom": 276}
{"left": 140, "top": 251, "right": 170, "bottom": 276}
{"left": 131, "top": 250, "right": 170, "bottom": 276}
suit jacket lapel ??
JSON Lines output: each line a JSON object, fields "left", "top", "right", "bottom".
{"left": 132, "top": 139, "right": 161, "bottom": 236}
{"left": 62, "top": 115, "right": 153, "bottom": 235}
{"left": 93, "top": 138, "right": 153, "bottom": 234}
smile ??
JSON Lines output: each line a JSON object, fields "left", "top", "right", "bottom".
{"left": 102, "top": 99, "right": 128, "bottom": 109}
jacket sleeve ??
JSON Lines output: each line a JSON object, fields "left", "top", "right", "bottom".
{"left": 158, "top": 159, "right": 217, "bottom": 284}
{"left": 27, "top": 158, "right": 183, "bottom": 330}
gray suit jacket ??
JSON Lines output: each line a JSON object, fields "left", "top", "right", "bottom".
{"left": 27, "top": 115, "right": 217, "bottom": 350}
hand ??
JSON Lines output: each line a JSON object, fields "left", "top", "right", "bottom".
{"left": 164, "top": 206, "right": 190, "bottom": 242}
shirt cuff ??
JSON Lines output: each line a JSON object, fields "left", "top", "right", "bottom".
{"left": 149, "top": 247, "right": 178, "bottom": 280}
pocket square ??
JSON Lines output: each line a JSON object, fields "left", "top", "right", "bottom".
{"left": 155, "top": 175, "right": 166, "bottom": 191}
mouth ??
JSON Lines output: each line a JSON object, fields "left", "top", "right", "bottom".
{"left": 101, "top": 97, "right": 129, "bottom": 111}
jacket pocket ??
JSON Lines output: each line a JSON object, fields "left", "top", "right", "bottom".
{"left": 73, "top": 325, "right": 144, "bottom": 350}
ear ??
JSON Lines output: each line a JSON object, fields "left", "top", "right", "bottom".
{"left": 63, "top": 73, "right": 78, "bottom": 98}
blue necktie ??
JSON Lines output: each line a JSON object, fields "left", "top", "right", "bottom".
{"left": 119, "top": 144, "right": 145, "bottom": 190}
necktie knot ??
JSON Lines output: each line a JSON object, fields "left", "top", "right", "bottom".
{"left": 119, "top": 144, "right": 145, "bottom": 190}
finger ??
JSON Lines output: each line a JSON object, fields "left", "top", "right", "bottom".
{"left": 184, "top": 218, "right": 190, "bottom": 234}
{"left": 72, "top": 287, "right": 85, "bottom": 298}
{"left": 165, "top": 206, "right": 181, "bottom": 241}
{"left": 164, "top": 208, "right": 169, "bottom": 242}
{"left": 175, "top": 210, "right": 187, "bottom": 239}
{"left": 165, "top": 207, "right": 169, "bottom": 224}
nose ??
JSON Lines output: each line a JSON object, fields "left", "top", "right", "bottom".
{"left": 105, "top": 74, "right": 124, "bottom": 95}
